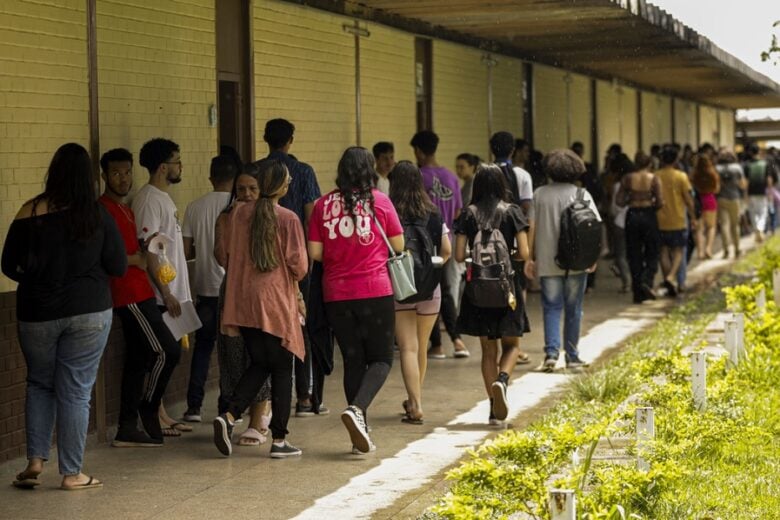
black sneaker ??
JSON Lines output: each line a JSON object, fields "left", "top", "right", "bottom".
{"left": 490, "top": 380, "right": 509, "bottom": 421}
{"left": 213, "top": 414, "right": 234, "bottom": 456}
{"left": 112, "top": 430, "right": 163, "bottom": 448}
{"left": 183, "top": 407, "right": 201, "bottom": 422}
{"left": 341, "top": 405, "right": 372, "bottom": 454}
{"left": 295, "top": 402, "right": 331, "bottom": 417}
{"left": 139, "top": 404, "right": 163, "bottom": 441}
{"left": 542, "top": 355, "right": 558, "bottom": 373}
{"left": 270, "top": 440, "right": 302, "bottom": 458}
{"left": 566, "top": 356, "right": 588, "bottom": 369}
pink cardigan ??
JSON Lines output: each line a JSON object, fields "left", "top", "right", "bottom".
{"left": 221, "top": 202, "right": 307, "bottom": 360}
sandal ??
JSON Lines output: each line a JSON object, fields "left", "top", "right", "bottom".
{"left": 159, "top": 423, "right": 181, "bottom": 437}
{"left": 401, "top": 413, "right": 424, "bottom": 425}
{"left": 61, "top": 476, "right": 102, "bottom": 491}
{"left": 160, "top": 420, "right": 192, "bottom": 433}
{"left": 12, "top": 471, "right": 41, "bottom": 489}
{"left": 516, "top": 352, "right": 531, "bottom": 365}
{"left": 238, "top": 428, "right": 267, "bottom": 446}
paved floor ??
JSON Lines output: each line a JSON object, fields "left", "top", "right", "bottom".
{"left": 0, "top": 239, "right": 749, "bottom": 520}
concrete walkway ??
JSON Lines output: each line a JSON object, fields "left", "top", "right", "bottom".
{"left": 0, "top": 239, "right": 751, "bottom": 520}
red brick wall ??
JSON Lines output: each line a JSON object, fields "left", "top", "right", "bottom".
{"left": 0, "top": 291, "right": 218, "bottom": 465}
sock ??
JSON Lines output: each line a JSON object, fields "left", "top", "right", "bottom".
{"left": 273, "top": 440, "right": 285, "bottom": 447}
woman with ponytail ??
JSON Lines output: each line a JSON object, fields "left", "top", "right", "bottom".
{"left": 212, "top": 159, "right": 308, "bottom": 459}
{"left": 308, "top": 147, "right": 404, "bottom": 454}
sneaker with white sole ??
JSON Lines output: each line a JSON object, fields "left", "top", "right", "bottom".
{"left": 566, "top": 356, "right": 588, "bottom": 370}
{"left": 341, "top": 405, "right": 372, "bottom": 453}
{"left": 491, "top": 380, "right": 509, "bottom": 421}
{"left": 295, "top": 402, "right": 331, "bottom": 417}
{"left": 213, "top": 414, "right": 234, "bottom": 456}
{"left": 351, "top": 441, "right": 376, "bottom": 454}
{"left": 183, "top": 407, "right": 201, "bottom": 423}
{"left": 543, "top": 355, "right": 559, "bottom": 373}
{"left": 270, "top": 440, "right": 302, "bottom": 458}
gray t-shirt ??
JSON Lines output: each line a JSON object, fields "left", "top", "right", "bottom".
{"left": 716, "top": 163, "right": 744, "bottom": 200}
{"left": 532, "top": 182, "right": 601, "bottom": 278}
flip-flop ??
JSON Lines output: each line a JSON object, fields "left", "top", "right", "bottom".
{"left": 160, "top": 425, "right": 181, "bottom": 437}
{"left": 61, "top": 476, "right": 102, "bottom": 491}
{"left": 401, "top": 413, "right": 424, "bottom": 425}
{"left": 516, "top": 352, "right": 532, "bottom": 365}
{"left": 12, "top": 472, "right": 40, "bottom": 489}
{"left": 169, "top": 421, "right": 193, "bottom": 432}
{"left": 238, "top": 427, "right": 267, "bottom": 446}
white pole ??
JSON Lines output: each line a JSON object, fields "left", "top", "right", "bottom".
{"left": 724, "top": 320, "right": 739, "bottom": 368}
{"left": 636, "top": 407, "right": 654, "bottom": 472}
{"left": 756, "top": 287, "right": 766, "bottom": 312}
{"left": 549, "top": 489, "right": 576, "bottom": 520}
{"left": 773, "top": 270, "right": 780, "bottom": 306}
{"left": 730, "top": 312, "right": 746, "bottom": 360}
{"left": 691, "top": 352, "right": 707, "bottom": 411}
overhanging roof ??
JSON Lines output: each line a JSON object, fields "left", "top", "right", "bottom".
{"left": 292, "top": 0, "right": 780, "bottom": 109}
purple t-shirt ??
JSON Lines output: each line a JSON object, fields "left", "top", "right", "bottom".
{"left": 421, "top": 166, "right": 462, "bottom": 236}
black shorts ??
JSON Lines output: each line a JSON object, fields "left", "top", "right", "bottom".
{"left": 659, "top": 229, "right": 688, "bottom": 248}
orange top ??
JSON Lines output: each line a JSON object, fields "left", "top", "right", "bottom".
{"left": 221, "top": 201, "right": 308, "bottom": 360}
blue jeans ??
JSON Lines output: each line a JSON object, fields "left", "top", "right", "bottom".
{"left": 18, "top": 309, "right": 112, "bottom": 475}
{"left": 187, "top": 296, "right": 218, "bottom": 410}
{"left": 540, "top": 274, "right": 587, "bottom": 361}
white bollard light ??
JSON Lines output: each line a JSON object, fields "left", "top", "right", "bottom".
{"left": 691, "top": 352, "right": 707, "bottom": 411}
{"left": 724, "top": 320, "right": 739, "bottom": 368}
{"left": 549, "top": 489, "right": 576, "bottom": 520}
{"left": 773, "top": 270, "right": 780, "bottom": 306}
{"left": 730, "top": 312, "right": 747, "bottom": 361}
{"left": 636, "top": 407, "right": 655, "bottom": 472}
{"left": 756, "top": 287, "right": 766, "bottom": 312}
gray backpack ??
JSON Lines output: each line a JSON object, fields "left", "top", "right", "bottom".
{"left": 464, "top": 203, "right": 515, "bottom": 309}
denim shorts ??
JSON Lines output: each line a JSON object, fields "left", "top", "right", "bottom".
{"left": 659, "top": 229, "right": 688, "bottom": 248}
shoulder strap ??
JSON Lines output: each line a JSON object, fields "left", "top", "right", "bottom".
{"left": 372, "top": 213, "right": 398, "bottom": 258}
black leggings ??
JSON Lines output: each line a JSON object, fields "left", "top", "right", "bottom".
{"left": 325, "top": 296, "right": 394, "bottom": 414}
{"left": 227, "top": 328, "right": 294, "bottom": 440}
{"left": 625, "top": 207, "right": 660, "bottom": 297}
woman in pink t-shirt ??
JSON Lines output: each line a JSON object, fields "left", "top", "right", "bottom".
{"left": 308, "top": 147, "right": 404, "bottom": 454}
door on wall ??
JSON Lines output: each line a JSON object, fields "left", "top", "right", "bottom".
{"left": 216, "top": 0, "right": 253, "bottom": 161}
{"left": 415, "top": 38, "right": 432, "bottom": 131}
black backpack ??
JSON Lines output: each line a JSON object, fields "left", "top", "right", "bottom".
{"left": 465, "top": 203, "right": 516, "bottom": 309}
{"left": 498, "top": 162, "right": 522, "bottom": 205}
{"left": 398, "top": 214, "right": 442, "bottom": 304}
{"left": 556, "top": 188, "right": 603, "bottom": 272}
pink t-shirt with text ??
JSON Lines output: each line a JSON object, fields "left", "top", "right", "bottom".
{"left": 309, "top": 189, "right": 403, "bottom": 303}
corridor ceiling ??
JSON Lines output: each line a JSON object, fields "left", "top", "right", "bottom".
{"left": 294, "top": 0, "right": 780, "bottom": 109}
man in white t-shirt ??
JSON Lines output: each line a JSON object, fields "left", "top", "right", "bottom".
{"left": 372, "top": 141, "right": 395, "bottom": 195}
{"left": 132, "top": 138, "right": 192, "bottom": 317}
{"left": 490, "top": 131, "right": 533, "bottom": 215}
{"left": 180, "top": 155, "right": 238, "bottom": 422}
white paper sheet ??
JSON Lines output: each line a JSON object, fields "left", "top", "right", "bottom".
{"left": 162, "top": 300, "right": 202, "bottom": 340}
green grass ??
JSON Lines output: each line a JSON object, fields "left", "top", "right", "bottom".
{"left": 425, "top": 238, "right": 780, "bottom": 520}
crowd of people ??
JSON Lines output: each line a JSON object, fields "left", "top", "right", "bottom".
{"left": 3, "top": 117, "right": 778, "bottom": 489}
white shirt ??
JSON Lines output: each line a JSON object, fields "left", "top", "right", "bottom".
{"left": 132, "top": 184, "right": 192, "bottom": 305}
{"left": 513, "top": 165, "right": 534, "bottom": 202}
{"left": 182, "top": 191, "right": 231, "bottom": 297}
{"left": 376, "top": 175, "right": 390, "bottom": 195}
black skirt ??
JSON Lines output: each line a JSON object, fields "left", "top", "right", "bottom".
{"left": 457, "top": 269, "right": 530, "bottom": 339}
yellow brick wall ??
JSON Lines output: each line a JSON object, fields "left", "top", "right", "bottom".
{"left": 533, "top": 65, "right": 567, "bottom": 153}
{"left": 674, "top": 98, "right": 697, "bottom": 147}
{"left": 0, "top": 0, "right": 90, "bottom": 292}
{"left": 719, "top": 109, "right": 735, "bottom": 149}
{"left": 596, "top": 81, "right": 639, "bottom": 160}
{"left": 360, "top": 23, "right": 416, "bottom": 165}
{"left": 699, "top": 105, "right": 719, "bottom": 147}
{"left": 253, "top": 0, "right": 355, "bottom": 191}
{"left": 491, "top": 55, "right": 524, "bottom": 143}
{"left": 569, "top": 74, "right": 593, "bottom": 161}
{"left": 97, "top": 0, "right": 217, "bottom": 212}
{"left": 640, "top": 92, "right": 672, "bottom": 150}
{"left": 433, "top": 40, "right": 490, "bottom": 168}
